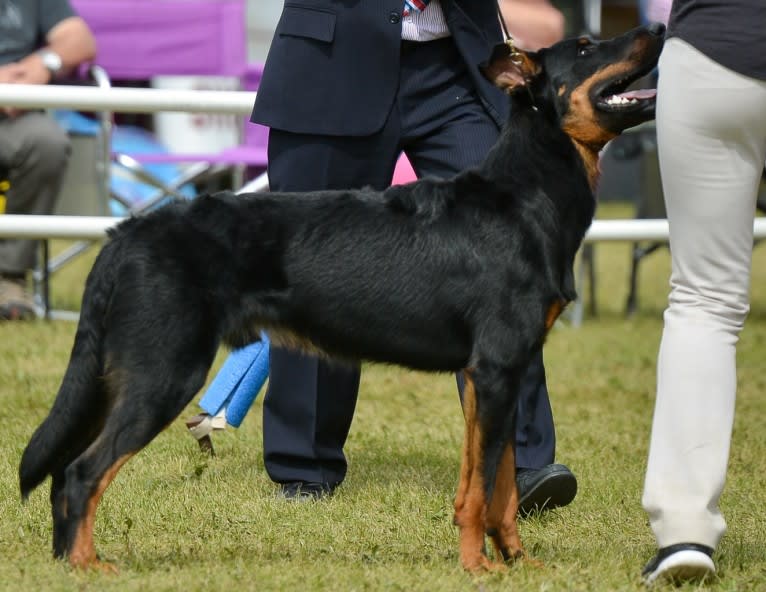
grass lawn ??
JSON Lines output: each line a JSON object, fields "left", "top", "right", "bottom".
{"left": 1, "top": 203, "right": 766, "bottom": 591}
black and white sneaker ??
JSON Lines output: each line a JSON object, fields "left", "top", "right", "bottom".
{"left": 642, "top": 543, "right": 715, "bottom": 585}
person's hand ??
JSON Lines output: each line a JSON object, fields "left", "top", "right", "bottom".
{"left": 0, "top": 57, "right": 51, "bottom": 117}
{"left": 0, "top": 62, "right": 26, "bottom": 83}
{"left": 9, "top": 55, "right": 52, "bottom": 85}
{"left": 500, "top": 0, "right": 565, "bottom": 51}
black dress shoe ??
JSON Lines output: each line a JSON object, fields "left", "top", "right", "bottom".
{"left": 279, "top": 481, "right": 336, "bottom": 501}
{"left": 516, "top": 463, "right": 577, "bottom": 516}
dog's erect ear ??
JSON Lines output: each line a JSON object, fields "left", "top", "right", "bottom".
{"left": 480, "top": 43, "right": 540, "bottom": 94}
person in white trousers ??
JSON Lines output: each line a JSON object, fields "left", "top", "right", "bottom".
{"left": 641, "top": 0, "right": 766, "bottom": 584}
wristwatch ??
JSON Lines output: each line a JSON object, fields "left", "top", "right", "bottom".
{"left": 38, "top": 49, "right": 63, "bottom": 78}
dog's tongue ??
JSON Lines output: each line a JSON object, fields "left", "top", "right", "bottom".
{"left": 617, "top": 88, "right": 657, "bottom": 100}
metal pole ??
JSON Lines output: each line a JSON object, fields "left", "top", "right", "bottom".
{"left": 3, "top": 215, "right": 766, "bottom": 242}
{"left": 0, "top": 83, "right": 257, "bottom": 114}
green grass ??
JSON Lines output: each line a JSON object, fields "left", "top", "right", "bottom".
{"left": 2, "top": 203, "right": 766, "bottom": 591}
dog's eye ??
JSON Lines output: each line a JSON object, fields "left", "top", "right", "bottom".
{"left": 577, "top": 40, "right": 595, "bottom": 56}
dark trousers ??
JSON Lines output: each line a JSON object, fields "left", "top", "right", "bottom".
{"left": 263, "top": 37, "right": 555, "bottom": 486}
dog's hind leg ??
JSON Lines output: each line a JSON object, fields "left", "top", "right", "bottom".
{"left": 51, "top": 469, "right": 70, "bottom": 559}
{"left": 64, "top": 447, "right": 134, "bottom": 572}
{"left": 60, "top": 357, "right": 213, "bottom": 571}
{"left": 50, "top": 401, "right": 109, "bottom": 559}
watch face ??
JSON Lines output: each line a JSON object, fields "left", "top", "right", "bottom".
{"left": 40, "top": 51, "right": 62, "bottom": 73}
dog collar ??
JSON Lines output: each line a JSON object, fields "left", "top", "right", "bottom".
{"left": 496, "top": 6, "right": 538, "bottom": 111}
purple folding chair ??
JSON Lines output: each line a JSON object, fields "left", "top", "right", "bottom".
{"left": 71, "top": 0, "right": 268, "bottom": 211}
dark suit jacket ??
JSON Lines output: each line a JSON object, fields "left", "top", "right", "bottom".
{"left": 251, "top": 0, "right": 509, "bottom": 136}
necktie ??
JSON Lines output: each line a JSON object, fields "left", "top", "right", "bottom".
{"left": 403, "top": 0, "right": 429, "bottom": 16}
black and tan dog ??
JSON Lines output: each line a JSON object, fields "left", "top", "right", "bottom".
{"left": 19, "top": 24, "right": 665, "bottom": 572}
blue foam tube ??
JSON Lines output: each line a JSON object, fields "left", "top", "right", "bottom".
{"left": 198, "top": 334, "right": 270, "bottom": 428}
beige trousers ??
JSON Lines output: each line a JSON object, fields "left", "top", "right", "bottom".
{"left": 642, "top": 38, "right": 766, "bottom": 549}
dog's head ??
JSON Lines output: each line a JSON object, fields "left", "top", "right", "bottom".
{"left": 482, "top": 24, "right": 665, "bottom": 149}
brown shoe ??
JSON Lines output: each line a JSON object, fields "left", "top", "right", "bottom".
{"left": 185, "top": 412, "right": 226, "bottom": 456}
{"left": 0, "top": 276, "right": 35, "bottom": 321}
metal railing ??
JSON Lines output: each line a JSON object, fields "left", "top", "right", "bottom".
{"left": 2, "top": 82, "right": 764, "bottom": 325}
{"left": 4, "top": 214, "right": 766, "bottom": 242}
{"left": 5, "top": 83, "right": 765, "bottom": 244}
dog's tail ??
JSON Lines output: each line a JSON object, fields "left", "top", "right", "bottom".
{"left": 19, "top": 237, "right": 121, "bottom": 500}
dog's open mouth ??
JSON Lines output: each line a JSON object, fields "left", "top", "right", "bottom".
{"left": 594, "top": 64, "right": 658, "bottom": 113}
{"left": 597, "top": 87, "right": 657, "bottom": 112}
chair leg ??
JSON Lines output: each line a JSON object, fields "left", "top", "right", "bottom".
{"left": 33, "top": 239, "right": 51, "bottom": 320}
{"left": 585, "top": 243, "right": 597, "bottom": 317}
{"left": 569, "top": 250, "right": 587, "bottom": 327}
{"left": 43, "top": 240, "right": 51, "bottom": 320}
{"left": 626, "top": 242, "right": 665, "bottom": 317}
{"left": 625, "top": 243, "right": 641, "bottom": 318}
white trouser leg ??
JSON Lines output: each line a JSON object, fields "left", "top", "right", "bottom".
{"left": 642, "top": 38, "right": 766, "bottom": 549}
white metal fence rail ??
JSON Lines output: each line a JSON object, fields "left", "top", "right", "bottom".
{"left": 0, "top": 83, "right": 256, "bottom": 114}
{"left": 1, "top": 83, "right": 764, "bottom": 243}
{"left": 3, "top": 214, "right": 766, "bottom": 242}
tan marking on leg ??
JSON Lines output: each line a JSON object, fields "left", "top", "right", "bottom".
{"left": 453, "top": 372, "right": 472, "bottom": 520}
{"left": 453, "top": 371, "right": 496, "bottom": 572}
{"left": 486, "top": 443, "right": 524, "bottom": 564}
{"left": 69, "top": 453, "right": 133, "bottom": 572}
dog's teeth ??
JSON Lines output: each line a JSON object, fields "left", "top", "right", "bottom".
{"left": 605, "top": 95, "right": 635, "bottom": 106}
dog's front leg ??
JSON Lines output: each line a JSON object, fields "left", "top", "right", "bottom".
{"left": 479, "top": 359, "right": 535, "bottom": 566}
{"left": 453, "top": 369, "right": 495, "bottom": 572}
{"left": 485, "top": 441, "right": 524, "bottom": 562}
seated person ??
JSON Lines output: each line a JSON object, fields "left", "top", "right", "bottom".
{"left": 0, "top": 0, "right": 96, "bottom": 320}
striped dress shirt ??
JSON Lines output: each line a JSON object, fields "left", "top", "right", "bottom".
{"left": 401, "top": 0, "right": 450, "bottom": 41}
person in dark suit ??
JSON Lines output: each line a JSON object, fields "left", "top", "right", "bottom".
{"left": 250, "top": 0, "right": 578, "bottom": 512}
